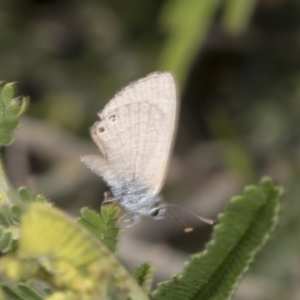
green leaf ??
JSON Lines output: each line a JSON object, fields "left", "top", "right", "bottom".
{"left": 18, "top": 187, "right": 34, "bottom": 203}
{"left": 152, "top": 178, "right": 282, "bottom": 300}
{"left": 77, "top": 205, "right": 122, "bottom": 252}
{"left": 1, "top": 83, "right": 15, "bottom": 106}
{"left": 80, "top": 207, "right": 105, "bottom": 229}
{"left": 0, "top": 231, "right": 13, "bottom": 252}
{"left": 17, "top": 283, "right": 44, "bottom": 300}
{"left": 0, "top": 83, "right": 29, "bottom": 146}
{"left": 0, "top": 119, "right": 20, "bottom": 146}
{"left": 5, "top": 97, "right": 29, "bottom": 119}
{"left": 34, "top": 194, "right": 47, "bottom": 203}
{"left": 0, "top": 119, "right": 20, "bottom": 131}
{"left": 0, "top": 130, "right": 14, "bottom": 146}
{"left": 1, "top": 285, "right": 25, "bottom": 300}
{"left": 0, "top": 210, "right": 11, "bottom": 227}
{"left": 10, "top": 205, "right": 22, "bottom": 220}
{"left": 101, "top": 204, "right": 120, "bottom": 222}
{"left": 18, "top": 203, "right": 148, "bottom": 299}
{"left": 76, "top": 217, "right": 102, "bottom": 240}
{"left": 133, "top": 263, "right": 156, "bottom": 295}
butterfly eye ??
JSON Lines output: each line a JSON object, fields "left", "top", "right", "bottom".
{"left": 150, "top": 208, "right": 160, "bottom": 217}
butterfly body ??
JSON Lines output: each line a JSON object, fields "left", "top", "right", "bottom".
{"left": 110, "top": 176, "right": 164, "bottom": 219}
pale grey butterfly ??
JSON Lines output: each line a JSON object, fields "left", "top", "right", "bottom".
{"left": 81, "top": 72, "right": 212, "bottom": 229}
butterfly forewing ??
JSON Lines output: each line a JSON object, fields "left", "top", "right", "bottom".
{"left": 85, "top": 72, "right": 177, "bottom": 195}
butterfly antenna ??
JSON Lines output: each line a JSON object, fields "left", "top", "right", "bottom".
{"left": 163, "top": 204, "right": 215, "bottom": 225}
{"left": 166, "top": 210, "right": 193, "bottom": 233}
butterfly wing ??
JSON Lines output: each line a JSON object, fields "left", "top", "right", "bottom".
{"left": 82, "top": 72, "right": 177, "bottom": 195}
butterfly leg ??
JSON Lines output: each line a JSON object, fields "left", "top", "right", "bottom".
{"left": 124, "top": 214, "right": 141, "bottom": 228}
{"left": 102, "top": 191, "right": 118, "bottom": 206}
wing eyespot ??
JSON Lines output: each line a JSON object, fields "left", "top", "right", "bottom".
{"left": 108, "top": 114, "right": 117, "bottom": 123}
{"left": 98, "top": 126, "right": 105, "bottom": 133}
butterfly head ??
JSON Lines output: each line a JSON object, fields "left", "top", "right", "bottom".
{"left": 116, "top": 189, "right": 166, "bottom": 220}
{"left": 149, "top": 204, "right": 166, "bottom": 219}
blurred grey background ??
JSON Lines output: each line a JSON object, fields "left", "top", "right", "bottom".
{"left": 1, "top": 0, "right": 300, "bottom": 299}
